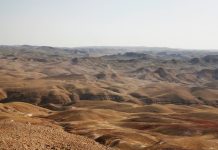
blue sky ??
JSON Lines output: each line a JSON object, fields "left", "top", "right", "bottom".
{"left": 0, "top": 0, "right": 218, "bottom": 49}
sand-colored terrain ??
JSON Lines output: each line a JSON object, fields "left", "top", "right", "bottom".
{"left": 0, "top": 45, "right": 218, "bottom": 149}
{"left": 1, "top": 101, "right": 218, "bottom": 150}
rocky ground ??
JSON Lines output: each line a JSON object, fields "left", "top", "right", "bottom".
{"left": 0, "top": 121, "right": 108, "bottom": 150}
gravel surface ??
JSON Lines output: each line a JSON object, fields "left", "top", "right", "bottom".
{"left": 0, "top": 120, "right": 110, "bottom": 150}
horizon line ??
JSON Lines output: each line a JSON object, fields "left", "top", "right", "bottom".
{"left": 1, "top": 44, "right": 218, "bottom": 52}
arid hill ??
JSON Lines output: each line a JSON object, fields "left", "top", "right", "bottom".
{"left": 0, "top": 45, "right": 218, "bottom": 149}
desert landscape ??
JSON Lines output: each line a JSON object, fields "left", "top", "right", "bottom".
{"left": 0, "top": 45, "right": 218, "bottom": 150}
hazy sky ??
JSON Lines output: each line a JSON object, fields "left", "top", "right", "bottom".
{"left": 0, "top": 0, "right": 218, "bottom": 49}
